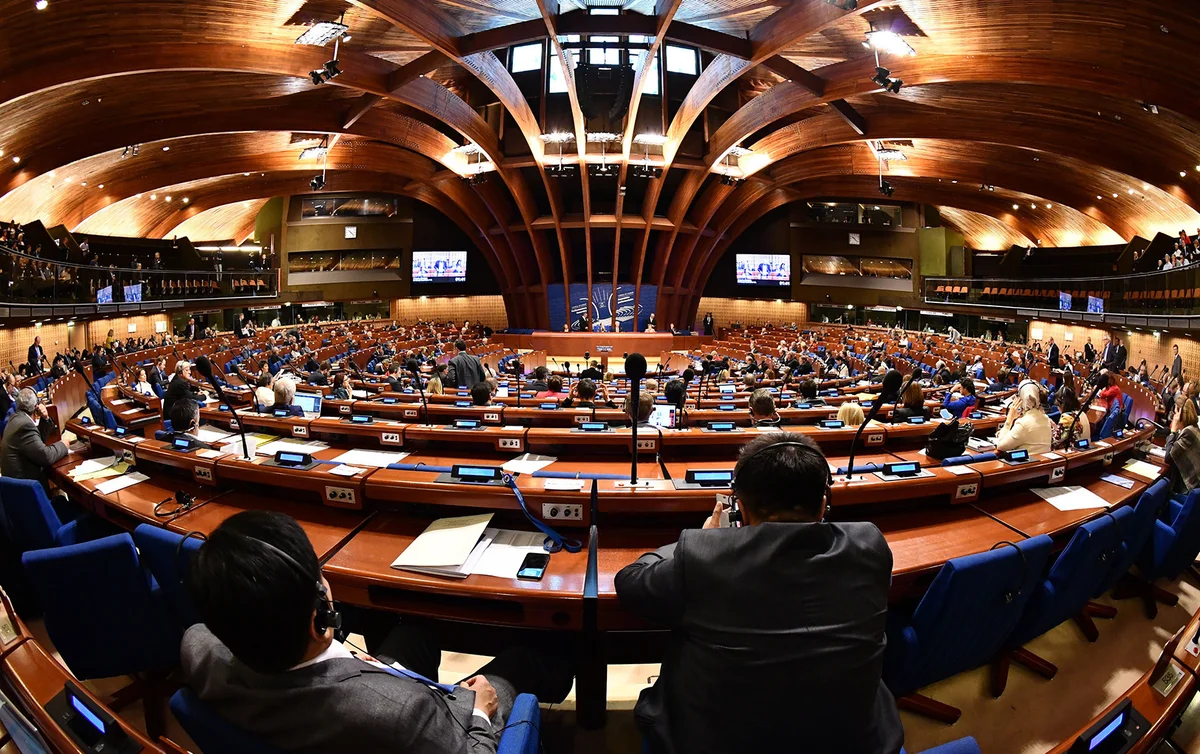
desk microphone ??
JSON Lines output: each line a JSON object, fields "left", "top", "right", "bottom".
{"left": 195, "top": 355, "right": 250, "bottom": 460}
{"left": 626, "top": 353, "right": 648, "bottom": 484}
{"left": 512, "top": 359, "right": 522, "bottom": 408}
{"left": 844, "top": 368, "right": 903, "bottom": 482}
{"left": 406, "top": 358, "right": 428, "bottom": 424}
{"left": 1066, "top": 381, "right": 1103, "bottom": 447}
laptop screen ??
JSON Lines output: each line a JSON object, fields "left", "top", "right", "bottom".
{"left": 294, "top": 392, "right": 322, "bottom": 415}
{"left": 649, "top": 405, "right": 676, "bottom": 429}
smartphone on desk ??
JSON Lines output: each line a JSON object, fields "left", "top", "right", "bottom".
{"left": 517, "top": 552, "right": 550, "bottom": 580}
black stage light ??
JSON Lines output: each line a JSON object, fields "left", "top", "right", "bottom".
{"left": 879, "top": 181, "right": 894, "bottom": 197}
{"left": 310, "top": 175, "right": 325, "bottom": 190}
{"left": 887, "top": 78, "right": 903, "bottom": 94}
{"left": 631, "top": 164, "right": 662, "bottom": 179}
{"left": 310, "top": 69, "right": 326, "bottom": 85}
{"left": 872, "top": 67, "right": 891, "bottom": 87}
{"left": 323, "top": 60, "right": 342, "bottom": 79}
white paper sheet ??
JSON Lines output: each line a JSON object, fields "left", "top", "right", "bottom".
{"left": 120, "top": 408, "right": 143, "bottom": 416}
{"left": 110, "top": 399, "right": 132, "bottom": 406}
{"left": 501, "top": 453, "right": 557, "bottom": 475}
{"left": 197, "top": 448, "right": 225, "bottom": 459}
{"left": 329, "top": 464, "right": 366, "bottom": 477}
{"left": 96, "top": 472, "right": 150, "bottom": 495}
{"left": 943, "top": 464, "right": 975, "bottom": 476}
{"left": 68, "top": 456, "right": 118, "bottom": 477}
{"left": 543, "top": 478, "right": 585, "bottom": 491}
{"left": 257, "top": 439, "right": 329, "bottom": 456}
{"left": 196, "top": 427, "right": 233, "bottom": 443}
{"left": 1149, "top": 446, "right": 1167, "bottom": 459}
{"left": 331, "top": 449, "right": 410, "bottom": 468}
{"left": 473, "top": 529, "right": 547, "bottom": 578}
{"left": 391, "top": 513, "right": 494, "bottom": 569}
{"left": 1122, "top": 459, "right": 1162, "bottom": 480}
{"left": 1101, "top": 474, "right": 1135, "bottom": 490}
{"left": 1032, "top": 485, "right": 1112, "bottom": 511}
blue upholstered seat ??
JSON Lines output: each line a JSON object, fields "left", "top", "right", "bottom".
{"left": 132, "top": 524, "right": 203, "bottom": 628}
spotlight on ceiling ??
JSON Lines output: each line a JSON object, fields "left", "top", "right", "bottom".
{"left": 310, "top": 174, "right": 326, "bottom": 191}
{"left": 719, "top": 174, "right": 745, "bottom": 187}
{"left": 589, "top": 163, "right": 619, "bottom": 178}
{"left": 35, "top": 0, "right": 48, "bottom": 9}
{"left": 309, "top": 60, "right": 342, "bottom": 85}
{"left": 632, "top": 164, "right": 663, "bottom": 179}
{"left": 547, "top": 163, "right": 577, "bottom": 178}
{"left": 465, "top": 173, "right": 489, "bottom": 186}
{"left": 1140, "top": 102, "right": 1160, "bottom": 115}
{"left": 870, "top": 67, "right": 903, "bottom": 94}
{"left": 879, "top": 180, "right": 895, "bottom": 197}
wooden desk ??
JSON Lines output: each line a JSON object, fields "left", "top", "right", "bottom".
{"left": 215, "top": 446, "right": 372, "bottom": 510}
{"left": 168, "top": 491, "right": 369, "bottom": 561}
{"left": 307, "top": 416, "right": 409, "bottom": 448}
{"left": 974, "top": 470, "right": 1150, "bottom": 540}
{"left": 404, "top": 424, "right": 528, "bottom": 453}
{"left": 322, "top": 513, "right": 587, "bottom": 629}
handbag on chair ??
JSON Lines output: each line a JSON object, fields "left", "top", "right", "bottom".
{"left": 925, "top": 419, "right": 974, "bottom": 460}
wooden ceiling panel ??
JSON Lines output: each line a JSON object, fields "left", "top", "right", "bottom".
{"left": 166, "top": 199, "right": 270, "bottom": 244}
{"left": 937, "top": 207, "right": 1034, "bottom": 251}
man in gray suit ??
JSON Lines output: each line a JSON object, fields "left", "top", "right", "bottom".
{"left": 447, "top": 339, "right": 486, "bottom": 389}
{"left": 616, "top": 432, "right": 904, "bottom": 754}
{"left": 183, "top": 510, "right": 572, "bottom": 754}
{"left": 1, "top": 388, "right": 68, "bottom": 494}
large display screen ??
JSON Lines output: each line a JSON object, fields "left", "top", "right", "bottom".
{"left": 736, "top": 254, "right": 790, "bottom": 286}
{"left": 412, "top": 251, "right": 467, "bottom": 283}
{"left": 1087, "top": 295, "right": 1104, "bottom": 314}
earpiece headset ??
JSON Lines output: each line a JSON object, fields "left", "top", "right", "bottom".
{"left": 989, "top": 540, "right": 1028, "bottom": 604}
{"left": 727, "top": 440, "right": 833, "bottom": 526}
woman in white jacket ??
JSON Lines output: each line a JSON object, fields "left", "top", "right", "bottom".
{"left": 996, "top": 382, "right": 1054, "bottom": 455}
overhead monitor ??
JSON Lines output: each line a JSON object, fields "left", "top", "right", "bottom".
{"left": 1087, "top": 295, "right": 1104, "bottom": 314}
{"left": 96, "top": 285, "right": 113, "bottom": 304}
{"left": 1059, "top": 291, "right": 1073, "bottom": 311}
{"left": 735, "top": 253, "right": 790, "bottom": 286}
{"left": 412, "top": 251, "right": 467, "bottom": 283}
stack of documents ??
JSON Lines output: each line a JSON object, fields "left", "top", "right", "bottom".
{"left": 68, "top": 456, "right": 127, "bottom": 482}
{"left": 391, "top": 513, "right": 548, "bottom": 579}
{"left": 1122, "top": 459, "right": 1162, "bottom": 480}
{"left": 257, "top": 439, "right": 329, "bottom": 456}
{"left": 331, "top": 449, "right": 409, "bottom": 468}
{"left": 1032, "top": 485, "right": 1111, "bottom": 511}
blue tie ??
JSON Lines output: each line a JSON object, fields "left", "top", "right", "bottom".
{"left": 373, "top": 662, "right": 457, "bottom": 694}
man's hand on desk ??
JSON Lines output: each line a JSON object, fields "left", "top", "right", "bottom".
{"left": 463, "top": 675, "right": 498, "bottom": 719}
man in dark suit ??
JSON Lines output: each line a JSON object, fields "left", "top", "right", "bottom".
{"left": 579, "top": 360, "right": 603, "bottom": 381}
{"left": 90, "top": 346, "right": 110, "bottom": 379}
{"left": 1084, "top": 338, "right": 1096, "bottom": 364}
{"left": 1103, "top": 336, "right": 1127, "bottom": 372}
{"left": 616, "top": 432, "right": 903, "bottom": 754}
{"left": 447, "top": 339, "right": 486, "bottom": 389}
{"left": 702, "top": 312, "right": 714, "bottom": 336}
{"left": 384, "top": 363, "right": 406, "bottom": 393}
{"left": 1046, "top": 337, "right": 1061, "bottom": 388}
{"left": 27, "top": 336, "right": 45, "bottom": 375}
{"left": 147, "top": 356, "right": 167, "bottom": 396}
{"left": 1173, "top": 343, "right": 1184, "bottom": 382}
{"left": 1, "top": 388, "right": 68, "bottom": 495}
{"left": 182, "top": 510, "right": 572, "bottom": 754}
{"left": 184, "top": 316, "right": 197, "bottom": 341}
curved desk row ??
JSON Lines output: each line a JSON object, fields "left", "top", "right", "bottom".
{"left": 56, "top": 416, "right": 1163, "bottom": 728}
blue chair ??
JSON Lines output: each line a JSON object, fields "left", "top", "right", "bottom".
{"left": 132, "top": 524, "right": 203, "bottom": 627}
{"left": 1086, "top": 480, "right": 1171, "bottom": 623}
{"left": 85, "top": 391, "right": 117, "bottom": 430}
{"left": 1120, "top": 395, "right": 1134, "bottom": 428}
{"left": 0, "top": 477, "right": 85, "bottom": 553}
{"left": 991, "top": 515, "right": 1120, "bottom": 696}
{"left": 1120, "top": 488, "right": 1200, "bottom": 619}
{"left": 883, "top": 535, "right": 1054, "bottom": 723}
{"left": 900, "top": 737, "right": 982, "bottom": 754}
{"left": 22, "top": 533, "right": 179, "bottom": 737}
{"left": 171, "top": 687, "right": 542, "bottom": 754}
{"left": 1094, "top": 403, "right": 1122, "bottom": 440}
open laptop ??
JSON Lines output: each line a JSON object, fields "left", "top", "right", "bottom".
{"left": 294, "top": 391, "right": 323, "bottom": 417}
{"left": 649, "top": 404, "right": 677, "bottom": 429}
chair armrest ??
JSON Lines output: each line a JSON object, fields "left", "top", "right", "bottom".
{"left": 54, "top": 520, "right": 79, "bottom": 547}
{"left": 497, "top": 693, "right": 540, "bottom": 754}
{"left": 920, "top": 737, "right": 981, "bottom": 754}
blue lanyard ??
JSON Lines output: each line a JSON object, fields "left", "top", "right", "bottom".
{"left": 503, "top": 473, "right": 583, "bottom": 553}
{"left": 371, "top": 662, "right": 457, "bottom": 694}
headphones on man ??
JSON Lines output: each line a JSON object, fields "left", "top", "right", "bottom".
{"left": 727, "top": 440, "right": 833, "bottom": 526}
{"left": 185, "top": 528, "right": 342, "bottom": 635}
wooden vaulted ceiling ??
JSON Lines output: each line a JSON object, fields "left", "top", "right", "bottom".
{"left": 3, "top": 0, "right": 1200, "bottom": 327}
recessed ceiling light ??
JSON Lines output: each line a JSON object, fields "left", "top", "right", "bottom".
{"left": 1112, "top": 193, "right": 1118, "bottom": 198}
{"left": 150, "top": 193, "right": 157, "bottom": 200}
{"left": 182, "top": 197, "right": 189, "bottom": 203}
{"left": 1182, "top": 171, "right": 1188, "bottom": 177}
{"left": 47, "top": 170, "right": 54, "bottom": 177}
{"left": 1144, "top": 183, "right": 1151, "bottom": 190}
{"left": 1128, "top": 189, "right": 1135, "bottom": 195}
{"left": 11, "top": 157, "right": 19, "bottom": 164}
{"left": 80, "top": 181, "right": 86, "bottom": 186}
{"left": 1012, "top": 204, "right": 1019, "bottom": 210}
{"left": 244, "top": 172, "right": 250, "bottom": 176}
{"left": 1096, "top": 195, "right": 1102, "bottom": 200}
{"left": 162, "top": 146, "right": 170, "bottom": 152}
{"left": 35, "top": 0, "right": 48, "bottom": 10}
{"left": 98, "top": 184, "right": 103, "bottom": 188}
{"left": 1045, "top": 204, "right": 1051, "bottom": 209}
{"left": 136, "top": 193, "right": 142, "bottom": 198}
{"left": 950, "top": 180, "right": 957, "bottom": 184}
{"left": 164, "top": 195, "right": 172, "bottom": 202}
{"left": 1030, "top": 203, "right": 1036, "bottom": 209}
{"left": 243, "top": 201, "right": 250, "bottom": 208}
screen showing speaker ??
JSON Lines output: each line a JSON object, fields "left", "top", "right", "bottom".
{"left": 1087, "top": 295, "right": 1104, "bottom": 313}
{"left": 736, "top": 254, "right": 791, "bottom": 286}
{"left": 412, "top": 251, "right": 467, "bottom": 283}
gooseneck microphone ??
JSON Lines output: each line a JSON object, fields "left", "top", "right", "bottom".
{"left": 195, "top": 354, "right": 251, "bottom": 460}
{"left": 1067, "top": 381, "right": 1103, "bottom": 447}
{"left": 625, "top": 352, "right": 648, "bottom": 484}
{"left": 512, "top": 359, "right": 522, "bottom": 408}
{"left": 844, "top": 368, "right": 903, "bottom": 481}
{"left": 406, "top": 358, "right": 428, "bottom": 424}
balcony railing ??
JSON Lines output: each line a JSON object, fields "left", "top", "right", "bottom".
{"left": 924, "top": 265, "right": 1200, "bottom": 318}
{"left": 0, "top": 245, "right": 277, "bottom": 307}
